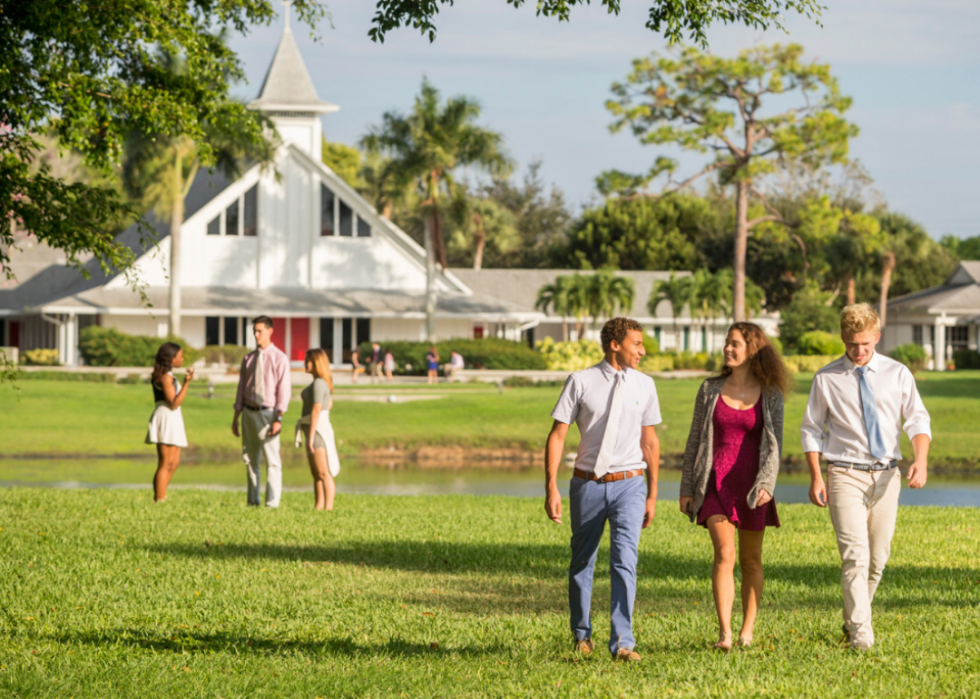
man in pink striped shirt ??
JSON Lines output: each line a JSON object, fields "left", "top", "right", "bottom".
{"left": 233, "top": 316, "right": 291, "bottom": 507}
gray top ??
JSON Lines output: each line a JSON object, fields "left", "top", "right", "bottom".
{"left": 680, "top": 377, "right": 784, "bottom": 523}
{"left": 300, "top": 378, "right": 329, "bottom": 417}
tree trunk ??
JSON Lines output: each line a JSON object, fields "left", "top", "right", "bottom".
{"left": 674, "top": 321, "right": 681, "bottom": 355}
{"left": 561, "top": 320, "right": 568, "bottom": 342}
{"left": 473, "top": 235, "right": 485, "bottom": 270}
{"left": 423, "top": 212, "right": 438, "bottom": 343}
{"left": 168, "top": 149, "right": 183, "bottom": 338}
{"left": 845, "top": 276, "right": 856, "bottom": 306}
{"left": 879, "top": 252, "right": 896, "bottom": 327}
{"left": 381, "top": 201, "right": 393, "bottom": 219}
{"left": 733, "top": 180, "right": 749, "bottom": 322}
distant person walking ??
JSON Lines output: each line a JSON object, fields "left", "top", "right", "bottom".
{"left": 680, "top": 322, "right": 788, "bottom": 651}
{"left": 545, "top": 317, "right": 662, "bottom": 662}
{"left": 445, "top": 350, "right": 464, "bottom": 382}
{"left": 146, "top": 342, "right": 194, "bottom": 502}
{"left": 384, "top": 348, "right": 395, "bottom": 381}
{"left": 426, "top": 346, "right": 439, "bottom": 384}
{"left": 232, "top": 316, "right": 291, "bottom": 508}
{"left": 350, "top": 346, "right": 361, "bottom": 384}
{"left": 296, "top": 348, "right": 340, "bottom": 510}
{"left": 368, "top": 342, "right": 383, "bottom": 383}
{"left": 802, "top": 303, "right": 931, "bottom": 651}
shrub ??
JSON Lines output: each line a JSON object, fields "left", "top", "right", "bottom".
{"left": 642, "top": 334, "right": 660, "bottom": 356}
{"left": 201, "top": 345, "right": 250, "bottom": 367}
{"left": 797, "top": 331, "right": 845, "bottom": 357}
{"left": 783, "top": 355, "right": 837, "bottom": 373}
{"left": 640, "top": 354, "right": 674, "bottom": 372}
{"left": 22, "top": 348, "right": 61, "bottom": 366}
{"left": 16, "top": 370, "right": 118, "bottom": 382}
{"left": 359, "top": 338, "right": 547, "bottom": 375}
{"left": 673, "top": 352, "right": 723, "bottom": 371}
{"left": 535, "top": 337, "right": 604, "bottom": 372}
{"left": 780, "top": 282, "right": 840, "bottom": 349}
{"left": 889, "top": 344, "right": 928, "bottom": 373}
{"left": 953, "top": 349, "right": 980, "bottom": 371}
{"left": 79, "top": 326, "right": 199, "bottom": 367}
{"left": 767, "top": 335, "right": 784, "bottom": 355}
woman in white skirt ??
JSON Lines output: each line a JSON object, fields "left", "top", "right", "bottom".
{"left": 295, "top": 348, "right": 340, "bottom": 510}
{"left": 146, "top": 342, "right": 194, "bottom": 502}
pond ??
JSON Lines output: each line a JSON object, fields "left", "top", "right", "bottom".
{"left": 2, "top": 457, "right": 980, "bottom": 507}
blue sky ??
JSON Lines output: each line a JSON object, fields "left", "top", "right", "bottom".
{"left": 228, "top": 1, "right": 980, "bottom": 239}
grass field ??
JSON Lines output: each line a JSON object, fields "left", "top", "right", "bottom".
{"left": 2, "top": 372, "right": 979, "bottom": 464}
{"left": 1, "top": 490, "right": 978, "bottom": 698}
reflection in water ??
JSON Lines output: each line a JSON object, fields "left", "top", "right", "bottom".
{"left": 1, "top": 458, "right": 979, "bottom": 507}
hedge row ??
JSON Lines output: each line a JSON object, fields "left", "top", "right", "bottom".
{"left": 953, "top": 349, "right": 980, "bottom": 370}
{"left": 79, "top": 327, "right": 200, "bottom": 367}
{"left": 357, "top": 338, "right": 547, "bottom": 375}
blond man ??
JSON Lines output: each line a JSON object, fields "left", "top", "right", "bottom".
{"left": 801, "top": 303, "right": 931, "bottom": 650}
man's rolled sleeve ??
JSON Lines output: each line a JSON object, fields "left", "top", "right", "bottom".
{"left": 800, "top": 377, "right": 828, "bottom": 454}
{"left": 550, "top": 375, "right": 579, "bottom": 425}
{"left": 901, "top": 370, "right": 932, "bottom": 441}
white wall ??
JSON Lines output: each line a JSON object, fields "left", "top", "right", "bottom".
{"left": 105, "top": 315, "right": 206, "bottom": 347}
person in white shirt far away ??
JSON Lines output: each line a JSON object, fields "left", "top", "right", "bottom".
{"left": 801, "top": 303, "right": 931, "bottom": 651}
{"left": 446, "top": 351, "right": 465, "bottom": 382}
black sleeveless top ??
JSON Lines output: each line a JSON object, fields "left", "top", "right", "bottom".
{"left": 152, "top": 372, "right": 175, "bottom": 403}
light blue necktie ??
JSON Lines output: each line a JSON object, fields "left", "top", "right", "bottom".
{"left": 856, "top": 366, "right": 888, "bottom": 461}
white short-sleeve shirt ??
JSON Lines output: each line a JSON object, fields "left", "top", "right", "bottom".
{"left": 551, "top": 360, "right": 662, "bottom": 473}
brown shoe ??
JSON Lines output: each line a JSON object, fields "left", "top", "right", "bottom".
{"left": 613, "top": 648, "right": 641, "bottom": 662}
{"left": 573, "top": 639, "right": 594, "bottom": 655}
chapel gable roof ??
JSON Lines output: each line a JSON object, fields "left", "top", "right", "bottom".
{"left": 946, "top": 260, "right": 980, "bottom": 285}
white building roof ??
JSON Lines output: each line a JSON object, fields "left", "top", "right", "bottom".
{"left": 247, "top": 18, "right": 338, "bottom": 115}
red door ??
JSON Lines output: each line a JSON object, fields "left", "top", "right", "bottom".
{"left": 270, "top": 317, "right": 287, "bottom": 354}
{"left": 291, "top": 318, "right": 309, "bottom": 362}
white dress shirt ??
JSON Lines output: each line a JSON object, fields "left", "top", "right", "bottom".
{"left": 551, "top": 360, "right": 662, "bottom": 473}
{"left": 801, "top": 352, "right": 931, "bottom": 464}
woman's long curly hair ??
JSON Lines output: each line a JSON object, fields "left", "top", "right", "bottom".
{"left": 151, "top": 342, "right": 182, "bottom": 387}
{"left": 719, "top": 322, "right": 791, "bottom": 396}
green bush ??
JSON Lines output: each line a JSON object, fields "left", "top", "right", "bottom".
{"left": 642, "top": 334, "right": 660, "bottom": 356}
{"left": 673, "top": 352, "right": 723, "bottom": 371}
{"left": 797, "top": 331, "right": 845, "bottom": 357}
{"left": 201, "top": 345, "right": 250, "bottom": 367}
{"left": 783, "top": 355, "right": 837, "bottom": 373}
{"left": 890, "top": 344, "right": 928, "bottom": 373}
{"left": 767, "top": 335, "right": 784, "bottom": 355}
{"left": 953, "top": 349, "right": 980, "bottom": 370}
{"left": 21, "top": 348, "right": 61, "bottom": 366}
{"left": 535, "top": 337, "right": 604, "bottom": 372}
{"left": 79, "top": 327, "right": 199, "bottom": 367}
{"left": 640, "top": 354, "right": 674, "bottom": 372}
{"left": 16, "top": 370, "right": 118, "bottom": 382}
{"left": 780, "top": 282, "right": 840, "bottom": 349}
{"left": 359, "top": 338, "right": 547, "bottom": 376}
{"left": 501, "top": 376, "right": 565, "bottom": 388}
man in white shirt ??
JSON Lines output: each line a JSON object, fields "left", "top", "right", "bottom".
{"left": 545, "top": 318, "right": 662, "bottom": 661}
{"left": 801, "top": 303, "right": 931, "bottom": 650}
{"left": 446, "top": 351, "right": 465, "bottom": 382}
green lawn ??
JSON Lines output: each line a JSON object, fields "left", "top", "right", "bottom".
{"left": 1, "top": 490, "right": 977, "bottom": 698}
{"left": 1, "top": 372, "right": 979, "bottom": 464}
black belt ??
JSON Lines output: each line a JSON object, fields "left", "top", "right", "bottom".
{"left": 244, "top": 404, "right": 269, "bottom": 411}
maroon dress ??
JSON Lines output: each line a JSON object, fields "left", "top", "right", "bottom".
{"left": 697, "top": 397, "right": 780, "bottom": 531}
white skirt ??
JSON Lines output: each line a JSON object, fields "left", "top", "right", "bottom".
{"left": 146, "top": 401, "right": 188, "bottom": 447}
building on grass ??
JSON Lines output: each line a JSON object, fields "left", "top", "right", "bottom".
{"left": 0, "top": 19, "right": 773, "bottom": 367}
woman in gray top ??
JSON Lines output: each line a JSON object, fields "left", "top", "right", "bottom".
{"left": 299, "top": 348, "right": 340, "bottom": 510}
{"left": 679, "top": 322, "right": 789, "bottom": 651}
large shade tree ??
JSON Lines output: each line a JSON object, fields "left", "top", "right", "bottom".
{"left": 605, "top": 44, "right": 858, "bottom": 321}
{"left": 362, "top": 78, "right": 511, "bottom": 341}
{"left": 0, "top": 1, "right": 325, "bottom": 281}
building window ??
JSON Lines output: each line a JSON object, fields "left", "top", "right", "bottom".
{"left": 356, "top": 318, "right": 370, "bottom": 345}
{"left": 341, "top": 318, "right": 353, "bottom": 362}
{"left": 357, "top": 215, "right": 371, "bottom": 237}
{"left": 243, "top": 185, "right": 258, "bottom": 236}
{"left": 207, "top": 215, "right": 221, "bottom": 236}
{"left": 947, "top": 326, "right": 969, "bottom": 349}
{"left": 224, "top": 316, "right": 240, "bottom": 346}
{"left": 653, "top": 326, "right": 662, "bottom": 345}
{"left": 320, "top": 317, "right": 334, "bottom": 361}
{"left": 320, "top": 185, "right": 335, "bottom": 236}
{"left": 912, "top": 325, "right": 923, "bottom": 345}
{"left": 205, "top": 316, "right": 220, "bottom": 346}
{"left": 339, "top": 200, "right": 353, "bottom": 237}
{"left": 225, "top": 200, "right": 239, "bottom": 236}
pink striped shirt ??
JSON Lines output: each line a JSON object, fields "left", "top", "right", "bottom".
{"left": 234, "top": 344, "right": 291, "bottom": 417}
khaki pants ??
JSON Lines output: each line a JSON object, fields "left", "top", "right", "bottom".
{"left": 242, "top": 407, "right": 282, "bottom": 507}
{"left": 828, "top": 464, "right": 901, "bottom": 647}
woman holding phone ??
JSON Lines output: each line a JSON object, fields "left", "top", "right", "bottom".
{"left": 146, "top": 342, "right": 194, "bottom": 502}
{"left": 679, "top": 323, "right": 788, "bottom": 651}
{"left": 296, "top": 348, "right": 340, "bottom": 510}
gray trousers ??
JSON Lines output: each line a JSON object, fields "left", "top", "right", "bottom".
{"left": 241, "top": 407, "right": 282, "bottom": 507}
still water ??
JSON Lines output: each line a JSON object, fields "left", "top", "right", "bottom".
{"left": 2, "top": 458, "right": 979, "bottom": 506}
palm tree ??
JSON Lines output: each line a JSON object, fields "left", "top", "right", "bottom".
{"left": 449, "top": 191, "right": 518, "bottom": 270}
{"left": 362, "top": 78, "right": 512, "bottom": 341}
{"left": 582, "top": 270, "right": 635, "bottom": 333}
{"left": 122, "top": 52, "right": 276, "bottom": 337}
{"left": 649, "top": 273, "right": 693, "bottom": 353}
{"left": 535, "top": 275, "right": 577, "bottom": 341}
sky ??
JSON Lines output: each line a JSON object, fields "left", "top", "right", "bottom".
{"left": 227, "top": 0, "right": 980, "bottom": 239}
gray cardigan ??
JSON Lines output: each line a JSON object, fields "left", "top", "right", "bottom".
{"left": 679, "top": 377, "right": 784, "bottom": 523}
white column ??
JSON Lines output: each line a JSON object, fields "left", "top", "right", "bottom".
{"left": 218, "top": 316, "right": 225, "bottom": 346}
{"left": 333, "top": 318, "right": 343, "bottom": 365}
{"left": 934, "top": 316, "right": 946, "bottom": 372}
{"left": 66, "top": 314, "right": 77, "bottom": 366}
{"left": 309, "top": 316, "right": 320, "bottom": 350}
{"left": 285, "top": 317, "right": 292, "bottom": 361}
{"left": 58, "top": 316, "right": 67, "bottom": 365}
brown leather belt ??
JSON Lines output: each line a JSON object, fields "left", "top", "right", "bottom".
{"left": 573, "top": 468, "right": 644, "bottom": 483}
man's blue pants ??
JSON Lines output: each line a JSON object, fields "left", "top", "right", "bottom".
{"left": 568, "top": 474, "right": 646, "bottom": 655}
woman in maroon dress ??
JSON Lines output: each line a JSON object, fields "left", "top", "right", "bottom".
{"left": 679, "top": 323, "right": 790, "bottom": 651}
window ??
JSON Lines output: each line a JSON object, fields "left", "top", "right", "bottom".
{"left": 205, "top": 317, "right": 220, "bottom": 346}
{"left": 913, "top": 325, "right": 923, "bottom": 345}
{"left": 320, "top": 185, "right": 335, "bottom": 236}
{"left": 947, "top": 326, "right": 969, "bottom": 348}
{"left": 224, "top": 317, "right": 240, "bottom": 346}
{"left": 356, "top": 318, "right": 371, "bottom": 345}
{"left": 243, "top": 185, "right": 257, "bottom": 236}
{"left": 339, "top": 200, "right": 353, "bottom": 237}
{"left": 320, "top": 317, "right": 334, "bottom": 361}
{"left": 341, "top": 318, "right": 353, "bottom": 362}
{"left": 0, "top": 318, "right": 5, "bottom": 346}
{"left": 653, "top": 326, "right": 662, "bottom": 344}
{"left": 207, "top": 215, "right": 221, "bottom": 236}
{"left": 357, "top": 215, "right": 371, "bottom": 237}
{"left": 225, "top": 200, "right": 239, "bottom": 236}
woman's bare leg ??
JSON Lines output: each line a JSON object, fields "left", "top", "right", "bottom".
{"left": 312, "top": 448, "right": 334, "bottom": 511}
{"left": 737, "top": 528, "right": 766, "bottom": 643}
{"left": 707, "top": 515, "right": 737, "bottom": 649}
{"left": 307, "top": 452, "right": 325, "bottom": 509}
{"left": 153, "top": 444, "right": 180, "bottom": 502}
